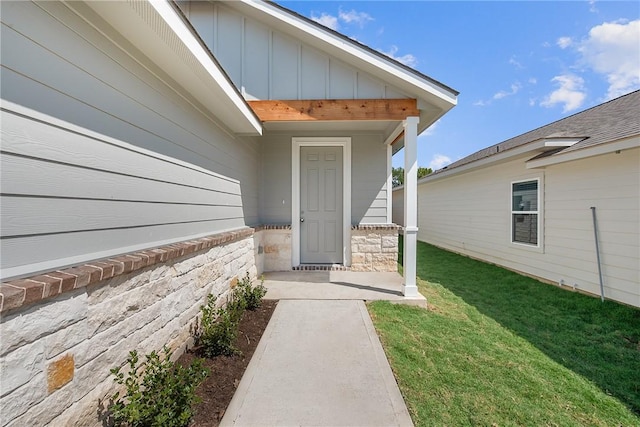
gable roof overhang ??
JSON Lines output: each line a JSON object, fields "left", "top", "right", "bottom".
{"left": 224, "top": 0, "right": 458, "bottom": 140}
{"left": 78, "top": 0, "right": 262, "bottom": 136}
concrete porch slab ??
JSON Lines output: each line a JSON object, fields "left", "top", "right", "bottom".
{"left": 260, "top": 271, "right": 427, "bottom": 307}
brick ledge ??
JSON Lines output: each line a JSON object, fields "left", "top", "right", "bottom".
{"left": 351, "top": 224, "right": 402, "bottom": 231}
{"left": 256, "top": 224, "right": 401, "bottom": 231}
{"left": 0, "top": 227, "right": 255, "bottom": 314}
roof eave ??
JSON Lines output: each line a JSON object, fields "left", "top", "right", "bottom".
{"left": 82, "top": 0, "right": 262, "bottom": 136}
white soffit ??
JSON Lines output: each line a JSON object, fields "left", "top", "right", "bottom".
{"left": 82, "top": 0, "right": 262, "bottom": 135}
{"left": 231, "top": 1, "right": 458, "bottom": 112}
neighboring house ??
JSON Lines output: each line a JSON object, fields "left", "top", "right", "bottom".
{"left": 0, "top": 1, "right": 457, "bottom": 425}
{"left": 396, "top": 91, "right": 640, "bottom": 308}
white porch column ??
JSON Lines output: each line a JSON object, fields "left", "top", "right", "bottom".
{"left": 402, "top": 116, "right": 420, "bottom": 297}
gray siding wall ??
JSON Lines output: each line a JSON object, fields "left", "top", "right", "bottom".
{"left": 259, "top": 132, "right": 389, "bottom": 225}
{"left": 179, "top": 1, "right": 410, "bottom": 101}
{"left": 0, "top": 1, "right": 260, "bottom": 279}
{"left": 417, "top": 147, "right": 640, "bottom": 307}
{"left": 392, "top": 187, "right": 405, "bottom": 227}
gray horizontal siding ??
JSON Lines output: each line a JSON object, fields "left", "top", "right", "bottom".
{"left": 0, "top": 1, "right": 259, "bottom": 279}
{"left": 351, "top": 135, "right": 388, "bottom": 224}
{"left": 259, "top": 132, "right": 389, "bottom": 225}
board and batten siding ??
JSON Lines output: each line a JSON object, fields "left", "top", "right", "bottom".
{"left": 259, "top": 133, "right": 390, "bottom": 225}
{"left": 416, "top": 147, "right": 640, "bottom": 307}
{"left": 0, "top": 1, "right": 260, "bottom": 280}
{"left": 178, "top": 1, "right": 410, "bottom": 101}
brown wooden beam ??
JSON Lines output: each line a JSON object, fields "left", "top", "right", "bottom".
{"left": 391, "top": 131, "right": 405, "bottom": 146}
{"left": 247, "top": 99, "right": 419, "bottom": 122}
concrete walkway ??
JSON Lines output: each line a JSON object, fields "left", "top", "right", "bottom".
{"left": 220, "top": 299, "right": 414, "bottom": 427}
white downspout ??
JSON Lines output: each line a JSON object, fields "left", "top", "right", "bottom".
{"left": 402, "top": 117, "right": 420, "bottom": 297}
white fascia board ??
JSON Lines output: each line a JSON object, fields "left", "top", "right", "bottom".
{"left": 419, "top": 139, "right": 552, "bottom": 184}
{"left": 236, "top": 0, "right": 457, "bottom": 109}
{"left": 384, "top": 122, "right": 405, "bottom": 146}
{"left": 149, "top": 1, "right": 262, "bottom": 134}
{"left": 526, "top": 135, "right": 640, "bottom": 169}
{"left": 83, "top": 0, "right": 261, "bottom": 135}
{"left": 541, "top": 137, "right": 585, "bottom": 148}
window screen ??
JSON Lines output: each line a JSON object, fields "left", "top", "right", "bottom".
{"left": 512, "top": 180, "right": 538, "bottom": 245}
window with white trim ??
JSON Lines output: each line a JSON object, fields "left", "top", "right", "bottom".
{"left": 511, "top": 179, "right": 539, "bottom": 245}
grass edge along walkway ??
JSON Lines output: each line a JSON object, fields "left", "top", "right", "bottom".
{"left": 369, "top": 241, "right": 640, "bottom": 427}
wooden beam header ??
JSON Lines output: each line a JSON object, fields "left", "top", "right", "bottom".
{"left": 247, "top": 99, "right": 419, "bottom": 122}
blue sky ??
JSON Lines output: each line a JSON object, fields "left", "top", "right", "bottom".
{"left": 279, "top": 1, "right": 640, "bottom": 169}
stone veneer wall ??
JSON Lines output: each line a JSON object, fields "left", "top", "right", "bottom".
{"left": 254, "top": 225, "right": 400, "bottom": 272}
{"left": 350, "top": 225, "right": 400, "bottom": 272}
{"left": 254, "top": 226, "right": 292, "bottom": 274}
{"left": 0, "top": 228, "right": 256, "bottom": 427}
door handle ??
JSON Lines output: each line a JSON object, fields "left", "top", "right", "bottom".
{"left": 300, "top": 217, "right": 304, "bottom": 222}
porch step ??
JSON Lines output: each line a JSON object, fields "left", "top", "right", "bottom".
{"left": 292, "top": 264, "right": 350, "bottom": 271}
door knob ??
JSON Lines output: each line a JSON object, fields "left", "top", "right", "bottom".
{"left": 300, "top": 217, "right": 304, "bottom": 222}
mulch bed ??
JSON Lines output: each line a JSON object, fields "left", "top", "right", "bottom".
{"left": 178, "top": 300, "right": 278, "bottom": 427}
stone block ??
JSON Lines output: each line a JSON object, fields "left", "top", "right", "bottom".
{"left": 173, "top": 253, "right": 206, "bottom": 276}
{"left": 87, "top": 280, "right": 166, "bottom": 337}
{"left": 351, "top": 235, "right": 367, "bottom": 244}
{"left": 0, "top": 291, "right": 87, "bottom": 357}
{"left": 76, "top": 300, "right": 164, "bottom": 367}
{"left": 51, "top": 379, "right": 114, "bottom": 427}
{"left": 0, "top": 340, "right": 45, "bottom": 396}
{"left": 358, "top": 244, "right": 381, "bottom": 253}
{"left": 47, "top": 353, "right": 74, "bottom": 393}
{"left": 0, "top": 372, "right": 47, "bottom": 422}
{"left": 364, "top": 236, "right": 381, "bottom": 245}
{"left": 45, "top": 321, "right": 88, "bottom": 359}
{"left": 351, "top": 253, "right": 365, "bottom": 264}
{"left": 382, "top": 235, "right": 397, "bottom": 248}
{"left": 87, "top": 269, "right": 151, "bottom": 306}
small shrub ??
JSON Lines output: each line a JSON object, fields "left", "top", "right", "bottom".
{"left": 235, "top": 273, "right": 267, "bottom": 311}
{"left": 109, "top": 347, "right": 208, "bottom": 427}
{"left": 196, "top": 294, "right": 240, "bottom": 357}
{"left": 225, "top": 288, "right": 247, "bottom": 323}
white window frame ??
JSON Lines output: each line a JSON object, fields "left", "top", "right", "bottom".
{"left": 510, "top": 176, "right": 544, "bottom": 252}
{"left": 292, "top": 137, "right": 352, "bottom": 267}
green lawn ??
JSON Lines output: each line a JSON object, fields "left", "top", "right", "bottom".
{"left": 369, "top": 240, "right": 640, "bottom": 426}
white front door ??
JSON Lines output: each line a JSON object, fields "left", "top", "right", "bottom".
{"left": 300, "top": 146, "right": 343, "bottom": 264}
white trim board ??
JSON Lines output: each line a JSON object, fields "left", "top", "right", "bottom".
{"left": 292, "top": 137, "right": 352, "bottom": 267}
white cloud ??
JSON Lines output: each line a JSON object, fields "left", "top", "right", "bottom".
{"left": 311, "top": 13, "right": 338, "bottom": 30}
{"left": 509, "top": 56, "right": 524, "bottom": 69}
{"left": 493, "top": 82, "right": 522, "bottom": 100}
{"left": 338, "top": 8, "right": 373, "bottom": 28}
{"left": 528, "top": 77, "right": 537, "bottom": 84}
{"left": 420, "top": 120, "right": 440, "bottom": 137}
{"left": 577, "top": 19, "right": 640, "bottom": 99}
{"left": 557, "top": 36, "right": 573, "bottom": 49}
{"left": 474, "top": 82, "right": 522, "bottom": 106}
{"left": 540, "top": 74, "right": 587, "bottom": 112}
{"left": 429, "top": 154, "right": 452, "bottom": 170}
{"left": 589, "top": 0, "right": 598, "bottom": 13}
{"left": 379, "top": 45, "right": 418, "bottom": 67}
{"left": 312, "top": 7, "right": 374, "bottom": 31}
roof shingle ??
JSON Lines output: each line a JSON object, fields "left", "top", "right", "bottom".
{"left": 439, "top": 90, "right": 640, "bottom": 173}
